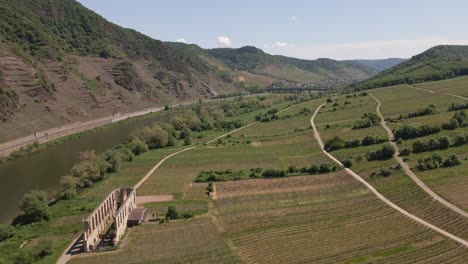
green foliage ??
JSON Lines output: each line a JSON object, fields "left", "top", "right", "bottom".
{"left": 129, "top": 137, "right": 149, "bottom": 155}
{"left": 325, "top": 135, "right": 385, "bottom": 151}
{"left": 195, "top": 164, "right": 340, "bottom": 182}
{"left": 324, "top": 136, "right": 346, "bottom": 151}
{"left": 113, "top": 61, "right": 148, "bottom": 92}
{"left": 394, "top": 124, "right": 441, "bottom": 140}
{"left": 166, "top": 206, "right": 179, "bottom": 220}
{"left": 351, "top": 45, "right": 468, "bottom": 90}
{"left": 0, "top": 84, "right": 19, "bottom": 121}
{"left": 0, "top": 224, "right": 15, "bottom": 242}
{"left": 367, "top": 144, "right": 396, "bottom": 160}
{"left": 13, "top": 190, "right": 51, "bottom": 225}
{"left": 405, "top": 105, "right": 438, "bottom": 119}
{"left": 448, "top": 102, "right": 468, "bottom": 111}
{"left": 353, "top": 113, "right": 381, "bottom": 129}
{"left": 416, "top": 154, "right": 462, "bottom": 171}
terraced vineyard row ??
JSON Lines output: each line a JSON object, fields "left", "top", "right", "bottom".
{"left": 70, "top": 220, "right": 239, "bottom": 264}
{"left": 368, "top": 173, "right": 468, "bottom": 240}
{"left": 214, "top": 172, "right": 468, "bottom": 263}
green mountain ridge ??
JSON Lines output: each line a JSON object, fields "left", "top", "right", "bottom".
{"left": 354, "top": 58, "right": 408, "bottom": 71}
{"left": 0, "top": 0, "right": 385, "bottom": 142}
{"left": 351, "top": 45, "right": 468, "bottom": 90}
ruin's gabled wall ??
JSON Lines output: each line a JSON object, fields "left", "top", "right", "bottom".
{"left": 83, "top": 188, "right": 136, "bottom": 251}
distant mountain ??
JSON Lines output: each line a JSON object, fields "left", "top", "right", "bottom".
{"left": 0, "top": 0, "right": 378, "bottom": 142}
{"left": 205, "top": 46, "right": 377, "bottom": 83}
{"left": 354, "top": 58, "right": 408, "bottom": 71}
{"left": 351, "top": 45, "right": 468, "bottom": 90}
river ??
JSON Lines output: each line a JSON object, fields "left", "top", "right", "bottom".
{"left": 0, "top": 111, "right": 171, "bottom": 224}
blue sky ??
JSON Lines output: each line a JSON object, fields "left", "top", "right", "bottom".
{"left": 77, "top": 0, "right": 468, "bottom": 60}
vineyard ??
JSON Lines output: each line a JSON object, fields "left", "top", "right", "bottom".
{"left": 70, "top": 219, "right": 239, "bottom": 264}
{"left": 415, "top": 76, "right": 468, "bottom": 98}
{"left": 56, "top": 78, "right": 468, "bottom": 263}
{"left": 214, "top": 170, "right": 467, "bottom": 263}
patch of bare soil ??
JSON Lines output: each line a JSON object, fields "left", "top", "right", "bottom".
{"left": 215, "top": 170, "right": 351, "bottom": 198}
{"left": 136, "top": 195, "right": 174, "bottom": 205}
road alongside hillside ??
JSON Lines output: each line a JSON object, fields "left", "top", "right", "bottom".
{"left": 310, "top": 103, "right": 468, "bottom": 247}
{"left": 370, "top": 93, "right": 468, "bottom": 218}
{"left": 0, "top": 95, "right": 250, "bottom": 158}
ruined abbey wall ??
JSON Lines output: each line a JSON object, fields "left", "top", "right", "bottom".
{"left": 83, "top": 188, "right": 136, "bottom": 251}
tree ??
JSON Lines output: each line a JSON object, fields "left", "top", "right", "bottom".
{"left": 60, "top": 176, "right": 79, "bottom": 199}
{"left": 368, "top": 144, "right": 395, "bottom": 160}
{"left": 438, "top": 136, "right": 451, "bottom": 149}
{"left": 15, "top": 190, "right": 51, "bottom": 225}
{"left": 170, "top": 116, "right": 186, "bottom": 130}
{"left": 342, "top": 159, "right": 353, "bottom": 168}
{"left": 129, "top": 137, "right": 149, "bottom": 155}
{"left": 324, "top": 136, "right": 345, "bottom": 151}
{"left": 180, "top": 127, "right": 192, "bottom": 139}
{"left": 184, "top": 136, "right": 192, "bottom": 146}
{"left": 166, "top": 206, "right": 179, "bottom": 220}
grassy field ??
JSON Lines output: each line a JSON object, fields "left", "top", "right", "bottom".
{"left": 415, "top": 76, "right": 468, "bottom": 98}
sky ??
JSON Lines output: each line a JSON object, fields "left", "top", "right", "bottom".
{"left": 77, "top": 0, "right": 468, "bottom": 60}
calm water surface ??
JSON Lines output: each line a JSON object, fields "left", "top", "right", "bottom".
{"left": 0, "top": 112, "right": 169, "bottom": 224}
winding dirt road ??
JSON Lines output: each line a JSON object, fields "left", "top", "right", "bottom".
{"left": 369, "top": 93, "right": 468, "bottom": 218}
{"left": 310, "top": 103, "right": 468, "bottom": 247}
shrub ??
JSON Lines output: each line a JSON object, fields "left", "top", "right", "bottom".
{"left": 166, "top": 206, "right": 179, "bottom": 220}
{"left": 406, "top": 105, "right": 438, "bottom": 118}
{"left": 13, "top": 190, "right": 51, "bottom": 225}
{"left": 394, "top": 124, "right": 440, "bottom": 140}
{"left": 262, "top": 169, "right": 286, "bottom": 178}
{"left": 448, "top": 102, "right": 468, "bottom": 111}
{"left": 129, "top": 137, "right": 149, "bottom": 155}
{"left": 362, "top": 135, "right": 385, "bottom": 146}
{"left": 442, "top": 119, "right": 459, "bottom": 130}
{"left": 324, "top": 136, "right": 345, "bottom": 151}
{"left": 0, "top": 224, "right": 15, "bottom": 242}
{"left": 400, "top": 147, "right": 412, "bottom": 156}
{"left": 367, "top": 144, "right": 396, "bottom": 160}
{"left": 353, "top": 113, "right": 380, "bottom": 129}
{"left": 416, "top": 154, "right": 462, "bottom": 171}
{"left": 342, "top": 159, "right": 353, "bottom": 168}
{"left": 345, "top": 139, "right": 361, "bottom": 148}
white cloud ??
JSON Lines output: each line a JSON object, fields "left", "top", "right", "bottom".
{"left": 273, "top": 42, "right": 288, "bottom": 48}
{"left": 290, "top": 16, "right": 297, "bottom": 22}
{"left": 264, "top": 36, "right": 468, "bottom": 60}
{"left": 175, "top": 38, "right": 186, "bottom": 43}
{"left": 217, "top": 36, "right": 232, "bottom": 47}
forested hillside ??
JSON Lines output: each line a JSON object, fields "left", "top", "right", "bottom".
{"left": 351, "top": 45, "right": 468, "bottom": 90}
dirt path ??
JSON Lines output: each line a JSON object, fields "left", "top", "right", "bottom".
{"left": 408, "top": 84, "right": 468, "bottom": 100}
{"left": 370, "top": 93, "right": 468, "bottom": 218}
{"left": 59, "top": 102, "right": 309, "bottom": 263}
{"left": 310, "top": 103, "right": 468, "bottom": 247}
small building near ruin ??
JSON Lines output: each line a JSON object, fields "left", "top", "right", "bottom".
{"left": 83, "top": 188, "right": 137, "bottom": 252}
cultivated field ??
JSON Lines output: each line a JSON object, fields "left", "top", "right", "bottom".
{"left": 415, "top": 76, "right": 468, "bottom": 98}
{"left": 214, "top": 171, "right": 468, "bottom": 263}
{"left": 69, "top": 219, "right": 239, "bottom": 264}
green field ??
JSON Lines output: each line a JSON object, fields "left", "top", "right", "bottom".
{"left": 3, "top": 78, "right": 468, "bottom": 263}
